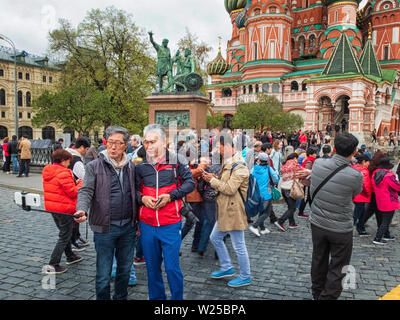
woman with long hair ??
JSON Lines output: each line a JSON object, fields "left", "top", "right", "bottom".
{"left": 1, "top": 137, "right": 11, "bottom": 174}
{"left": 274, "top": 153, "right": 311, "bottom": 231}
{"left": 270, "top": 139, "right": 283, "bottom": 175}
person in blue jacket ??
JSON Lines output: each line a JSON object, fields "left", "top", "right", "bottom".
{"left": 248, "top": 152, "right": 279, "bottom": 237}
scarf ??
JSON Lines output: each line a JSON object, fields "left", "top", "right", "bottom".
{"left": 108, "top": 152, "right": 128, "bottom": 170}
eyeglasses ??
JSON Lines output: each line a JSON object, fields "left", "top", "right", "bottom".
{"left": 106, "top": 140, "right": 126, "bottom": 147}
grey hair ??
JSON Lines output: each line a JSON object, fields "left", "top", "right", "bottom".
{"left": 143, "top": 124, "right": 166, "bottom": 141}
{"left": 131, "top": 134, "right": 141, "bottom": 144}
{"left": 105, "top": 126, "right": 130, "bottom": 143}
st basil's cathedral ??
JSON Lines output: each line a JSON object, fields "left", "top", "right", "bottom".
{"left": 206, "top": 0, "right": 400, "bottom": 144}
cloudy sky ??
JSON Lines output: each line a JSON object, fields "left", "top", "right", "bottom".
{"left": 0, "top": 0, "right": 368, "bottom": 62}
{"left": 0, "top": 0, "right": 231, "bottom": 62}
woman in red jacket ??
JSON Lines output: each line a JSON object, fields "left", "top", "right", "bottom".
{"left": 351, "top": 153, "right": 372, "bottom": 236}
{"left": 42, "top": 149, "right": 83, "bottom": 274}
{"left": 2, "top": 137, "right": 11, "bottom": 174}
{"left": 371, "top": 158, "right": 400, "bottom": 245}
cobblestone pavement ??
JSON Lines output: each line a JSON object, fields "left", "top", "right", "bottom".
{"left": 0, "top": 185, "right": 400, "bottom": 301}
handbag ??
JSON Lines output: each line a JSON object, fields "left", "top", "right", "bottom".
{"left": 290, "top": 171, "right": 304, "bottom": 200}
{"left": 268, "top": 166, "right": 281, "bottom": 201}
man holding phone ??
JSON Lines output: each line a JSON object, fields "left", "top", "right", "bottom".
{"left": 135, "top": 124, "right": 194, "bottom": 300}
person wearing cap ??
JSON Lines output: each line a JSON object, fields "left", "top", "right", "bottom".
{"left": 351, "top": 153, "right": 372, "bottom": 236}
{"left": 371, "top": 158, "right": 400, "bottom": 245}
{"left": 359, "top": 144, "right": 372, "bottom": 160}
{"left": 248, "top": 152, "right": 279, "bottom": 237}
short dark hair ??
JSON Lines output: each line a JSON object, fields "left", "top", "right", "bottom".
{"left": 283, "top": 152, "right": 299, "bottom": 165}
{"left": 261, "top": 143, "right": 272, "bottom": 152}
{"left": 355, "top": 153, "right": 370, "bottom": 164}
{"left": 334, "top": 133, "right": 359, "bottom": 157}
{"left": 75, "top": 138, "right": 90, "bottom": 149}
{"left": 306, "top": 147, "right": 318, "bottom": 156}
{"left": 217, "top": 131, "right": 234, "bottom": 148}
{"left": 322, "top": 145, "right": 332, "bottom": 155}
{"left": 52, "top": 149, "right": 72, "bottom": 164}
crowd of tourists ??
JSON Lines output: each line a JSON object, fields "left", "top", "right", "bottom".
{"left": 3, "top": 124, "right": 399, "bottom": 301}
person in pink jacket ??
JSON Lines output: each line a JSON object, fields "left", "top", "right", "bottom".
{"left": 351, "top": 153, "right": 372, "bottom": 236}
{"left": 371, "top": 158, "right": 400, "bottom": 245}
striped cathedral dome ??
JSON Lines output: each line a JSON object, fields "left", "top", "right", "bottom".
{"left": 207, "top": 50, "right": 230, "bottom": 76}
{"left": 224, "top": 0, "right": 247, "bottom": 13}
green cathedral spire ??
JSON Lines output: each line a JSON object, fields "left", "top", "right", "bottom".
{"left": 359, "top": 38, "right": 382, "bottom": 78}
{"left": 322, "top": 32, "right": 364, "bottom": 75}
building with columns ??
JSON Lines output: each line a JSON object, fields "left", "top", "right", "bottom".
{"left": 207, "top": 0, "right": 400, "bottom": 144}
{"left": 0, "top": 47, "right": 64, "bottom": 140}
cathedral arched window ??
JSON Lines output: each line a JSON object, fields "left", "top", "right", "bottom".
{"left": 309, "top": 35, "right": 316, "bottom": 50}
{"left": 299, "top": 36, "right": 306, "bottom": 56}
{"left": 254, "top": 8, "right": 261, "bottom": 16}
{"left": 291, "top": 81, "right": 299, "bottom": 92}
{"left": 17, "top": 91, "right": 23, "bottom": 107}
{"left": 269, "top": 6, "right": 277, "bottom": 13}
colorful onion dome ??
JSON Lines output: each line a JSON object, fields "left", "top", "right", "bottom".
{"left": 224, "top": 0, "right": 248, "bottom": 14}
{"left": 207, "top": 48, "right": 229, "bottom": 76}
{"left": 323, "top": 0, "right": 361, "bottom": 6}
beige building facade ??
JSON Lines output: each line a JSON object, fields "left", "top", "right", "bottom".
{"left": 0, "top": 49, "right": 64, "bottom": 140}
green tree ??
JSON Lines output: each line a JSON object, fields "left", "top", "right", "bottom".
{"left": 177, "top": 27, "right": 212, "bottom": 94}
{"left": 32, "top": 83, "right": 112, "bottom": 136}
{"left": 48, "top": 6, "right": 156, "bottom": 133}
{"left": 231, "top": 94, "right": 303, "bottom": 133}
{"left": 207, "top": 112, "right": 225, "bottom": 129}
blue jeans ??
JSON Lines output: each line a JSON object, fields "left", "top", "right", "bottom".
{"left": 210, "top": 222, "right": 251, "bottom": 281}
{"left": 11, "top": 154, "right": 18, "bottom": 174}
{"left": 93, "top": 223, "right": 137, "bottom": 300}
{"left": 140, "top": 221, "right": 183, "bottom": 300}
{"left": 111, "top": 254, "right": 136, "bottom": 283}
{"left": 198, "top": 201, "right": 217, "bottom": 253}
{"left": 353, "top": 202, "right": 368, "bottom": 228}
{"left": 135, "top": 235, "right": 143, "bottom": 259}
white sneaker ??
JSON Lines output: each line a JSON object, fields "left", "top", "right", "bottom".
{"left": 260, "top": 228, "right": 270, "bottom": 235}
{"left": 249, "top": 226, "right": 261, "bottom": 237}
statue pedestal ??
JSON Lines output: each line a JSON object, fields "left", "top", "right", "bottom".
{"left": 146, "top": 93, "right": 210, "bottom": 139}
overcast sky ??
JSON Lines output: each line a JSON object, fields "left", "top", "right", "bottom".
{"left": 0, "top": 0, "right": 231, "bottom": 62}
{"left": 0, "top": 0, "right": 368, "bottom": 62}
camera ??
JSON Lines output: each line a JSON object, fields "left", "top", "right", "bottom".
{"left": 180, "top": 202, "right": 199, "bottom": 225}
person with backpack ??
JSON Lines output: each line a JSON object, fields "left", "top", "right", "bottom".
{"left": 298, "top": 147, "right": 318, "bottom": 218}
{"left": 248, "top": 153, "right": 279, "bottom": 237}
{"left": 201, "top": 132, "right": 251, "bottom": 288}
{"left": 275, "top": 153, "right": 311, "bottom": 232}
{"left": 309, "top": 133, "right": 363, "bottom": 300}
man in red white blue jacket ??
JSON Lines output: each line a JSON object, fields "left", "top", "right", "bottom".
{"left": 135, "top": 124, "right": 194, "bottom": 300}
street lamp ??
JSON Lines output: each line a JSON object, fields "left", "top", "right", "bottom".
{"left": 0, "top": 34, "right": 18, "bottom": 137}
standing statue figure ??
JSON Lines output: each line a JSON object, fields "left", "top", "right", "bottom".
{"left": 149, "top": 31, "right": 173, "bottom": 92}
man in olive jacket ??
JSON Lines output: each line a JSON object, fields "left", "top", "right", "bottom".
{"left": 309, "top": 133, "right": 363, "bottom": 300}
{"left": 202, "top": 131, "right": 251, "bottom": 288}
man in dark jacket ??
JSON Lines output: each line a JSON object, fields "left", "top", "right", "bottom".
{"left": 75, "top": 126, "right": 138, "bottom": 300}
{"left": 135, "top": 124, "right": 194, "bottom": 300}
{"left": 7, "top": 135, "right": 19, "bottom": 174}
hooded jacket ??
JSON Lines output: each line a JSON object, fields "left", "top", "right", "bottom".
{"left": 351, "top": 164, "right": 372, "bottom": 203}
{"left": 372, "top": 169, "right": 400, "bottom": 212}
{"left": 252, "top": 163, "right": 279, "bottom": 201}
{"left": 42, "top": 163, "right": 82, "bottom": 214}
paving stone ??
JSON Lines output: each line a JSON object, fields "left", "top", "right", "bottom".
{"left": 0, "top": 186, "right": 400, "bottom": 300}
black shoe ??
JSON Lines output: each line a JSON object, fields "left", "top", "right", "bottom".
{"left": 66, "top": 255, "right": 83, "bottom": 265}
{"left": 198, "top": 251, "right": 205, "bottom": 257}
{"left": 191, "top": 247, "right": 198, "bottom": 253}
{"left": 46, "top": 264, "right": 68, "bottom": 274}
{"left": 357, "top": 229, "right": 370, "bottom": 237}
{"left": 373, "top": 238, "right": 388, "bottom": 245}
{"left": 72, "top": 242, "right": 86, "bottom": 252}
{"left": 77, "top": 237, "right": 89, "bottom": 247}
{"left": 383, "top": 236, "right": 395, "bottom": 241}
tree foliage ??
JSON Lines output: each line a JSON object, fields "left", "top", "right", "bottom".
{"left": 207, "top": 112, "right": 225, "bottom": 129}
{"left": 231, "top": 94, "right": 303, "bottom": 133}
{"left": 46, "top": 6, "right": 156, "bottom": 134}
{"left": 32, "top": 83, "right": 112, "bottom": 136}
{"left": 177, "top": 28, "right": 212, "bottom": 95}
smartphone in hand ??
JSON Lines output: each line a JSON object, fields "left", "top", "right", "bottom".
{"left": 154, "top": 198, "right": 163, "bottom": 207}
